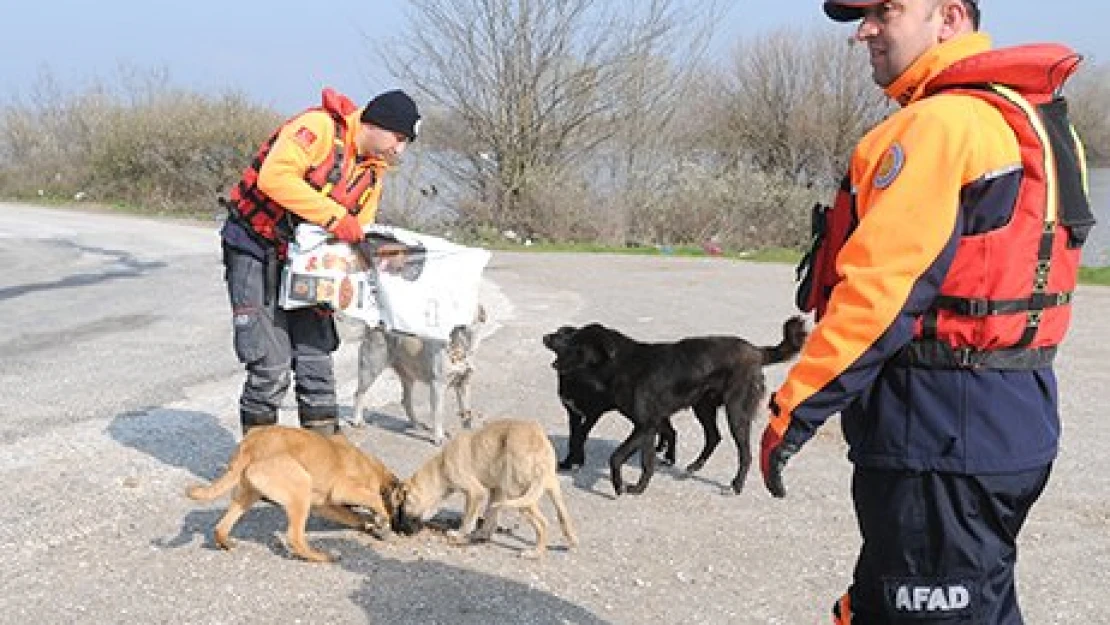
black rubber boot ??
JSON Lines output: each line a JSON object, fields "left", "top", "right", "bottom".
{"left": 302, "top": 417, "right": 340, "bottom": 437}
{"left": 241, "top": 410, "right": 278, "bottom": 436}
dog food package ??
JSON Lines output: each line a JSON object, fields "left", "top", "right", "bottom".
{"left": 280, "top": 224, "right": 490, "bottom": 341}
{"left": 361, "top": 225, "right": 491, "bottom": 342}
{"left": 278, "top": 225, "right": 382, "bottom": 326}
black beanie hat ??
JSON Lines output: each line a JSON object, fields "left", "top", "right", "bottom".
{"left": 360, "top": 89, "right": 421, "bottom": 142}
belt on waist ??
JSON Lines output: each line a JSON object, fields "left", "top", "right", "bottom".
{"left": 892, "top": 341, "right": 1057, "bottom": 370}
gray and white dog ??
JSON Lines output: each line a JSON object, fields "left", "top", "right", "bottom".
{"left": 350, "top": 306, "right": 487, "bottom": 445}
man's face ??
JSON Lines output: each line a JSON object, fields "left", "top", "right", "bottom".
{"left": 357, "top": 124, "right": 409, "bottom": 165}
{"left": 854, "top": 0, "right": 946, "bottom": 87}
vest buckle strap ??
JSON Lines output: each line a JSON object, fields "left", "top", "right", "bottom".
{"left": 893, "top": 341, "right": 1058, "bottom": 370}
{"left": 1026, "top": 310, "right": 1043, "bottom": 327}
{"left": 954, "top": 346, "right": 975, "bottom": 367}
{"left": 966, "top": 298, "right": 990, "bottom": 317}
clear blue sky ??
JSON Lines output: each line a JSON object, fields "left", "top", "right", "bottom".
{"left": 2, "top": 1, "right": 1106, "bottom": 115}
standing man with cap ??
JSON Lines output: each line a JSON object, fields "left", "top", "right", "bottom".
{"left": 220, "top": 88, "right": 421, "bottom": 437}
{"left": 759, "top": 1, "right": 1095, "bottom": 622}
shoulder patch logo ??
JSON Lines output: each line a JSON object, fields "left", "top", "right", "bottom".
{"left": 292, "top": 126, "right": 317, "bottom": 150}
{"left": 874, "top": 142, "right": 905, "bottom": 189}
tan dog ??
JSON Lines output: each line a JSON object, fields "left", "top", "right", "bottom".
{"left": 395, "top": 418, "right": 578, "bottom": 559}
{"left": 187, "top": 426, "right": 403, "bottom": 563}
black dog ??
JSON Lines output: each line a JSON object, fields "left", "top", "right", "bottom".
{"left": 543, "top": 317, "right": 807, "bottom": 496}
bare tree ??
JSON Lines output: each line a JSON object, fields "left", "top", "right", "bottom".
{"left": 708, "top": 28, "right": 889, "bottom": 185}
{"left": 382, "top": 0, "right": 724, "bottom": 237}
{"left": 1066, "top": 59, "right": 1110, "bottom": 166}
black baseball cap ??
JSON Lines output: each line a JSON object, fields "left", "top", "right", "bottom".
{"left": 824, "top": 0, "right": 978, "bottom": 22}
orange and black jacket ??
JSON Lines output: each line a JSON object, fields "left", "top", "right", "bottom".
{"left": 223, "top": 88, "right": 388, "bottom": 257}
{"left": 772, "top": 33, "right": 1094, "bottom": 473}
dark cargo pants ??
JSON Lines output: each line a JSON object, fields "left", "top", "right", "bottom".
{"left": 834, "top": 465, "right": 1052, "bottom": 624}
{"left": 222, "top": 243, "right": 340, "bottom": 433}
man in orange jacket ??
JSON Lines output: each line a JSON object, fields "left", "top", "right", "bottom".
{"left": 220, "top": 88, "right": 420, "bottom": 436}
{"left": 760, "top": 1, "right": 1094, "bottom": 622}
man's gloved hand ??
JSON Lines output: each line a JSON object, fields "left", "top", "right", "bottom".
{"left": 760, "top": 422, "right": 801, "bottom": 499}
{"left": 329, "top": 214, "right": 364, "bottom": 244}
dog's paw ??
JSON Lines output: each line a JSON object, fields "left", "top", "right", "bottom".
{"left": 731, "top": 477, "right": 748, "bottom": 496}
{"left": 347, "top": 403, "right": 371, "bottom": 428}
{"left": 459, "top": 410, "right": 477, "bottom": 429}
{"left": 446, "top": 529, "right": 471, "bottom": 546}
{"left": 295, "top": 548, "right": 338, "bottom": 564}
{"left": 214, "top": 532, "right": 235, "bottom": 551}
{"left": 407, "top": 421, "right": 432, "bottom": 434}
{"left": 364, "top": 521, "right": 395, "bottom": 541}
{"left": 519, "top": 548, "right": 544, "bottom": 560}
{"left": 557, "top": 460, "right": 583, "bottom": 473}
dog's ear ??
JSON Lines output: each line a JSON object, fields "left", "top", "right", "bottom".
{"left": 579, "top": 326, "right": 619, "bottom": 366}
{"left": 581, "top": 342, "right": 609, "bottom": 367}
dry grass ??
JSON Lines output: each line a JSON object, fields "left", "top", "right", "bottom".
{"left": 0, "top": 79, "right": 281, "bottom": 217}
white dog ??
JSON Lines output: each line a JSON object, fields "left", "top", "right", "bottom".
{"left": 350, "top": 306, "right": 486, "bottom": 445}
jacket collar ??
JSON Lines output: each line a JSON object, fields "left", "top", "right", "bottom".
{"left": 884, "top": 32, "right": 992, "bottom": 106}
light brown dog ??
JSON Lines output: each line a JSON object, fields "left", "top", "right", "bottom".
{"left": 395, "top": 418, "right": 578, "bottom": 559}
{"left": 187, "top": 425, "right": 403, "bottom": 563}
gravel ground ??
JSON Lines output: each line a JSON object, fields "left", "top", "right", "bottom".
{"left": 1, "top": 205, "right": 1108, "bottom": 624}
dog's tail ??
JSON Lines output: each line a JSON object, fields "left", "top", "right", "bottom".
{"left": 760, "top": 316, "right": 809, "bottom": 366}
{"left": 492, "top": 478, "right": 546, "bottom": 511}
{"left": 186, "top": 444, "right": 251, "bottom": 502}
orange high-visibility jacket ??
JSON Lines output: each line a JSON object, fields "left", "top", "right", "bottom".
{"left": 772, "top": 33, "right": 1093, "bottom": 472}
{"left": 227, "top": 88, "right": 388, "bottom": 246}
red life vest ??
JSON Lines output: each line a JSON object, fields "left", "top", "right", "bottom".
{"left": 226, "top": 88, "right": 380, "bottom": 248}
{"left": 795, "top": 173, "right": 856, "bottom": 320}
{"left": 797, "top": 44, "right": 1094, "bottom": 367}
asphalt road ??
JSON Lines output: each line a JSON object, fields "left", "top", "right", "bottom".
{"left": 1, "top": 202, "right": 1108, "bottom": 624}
